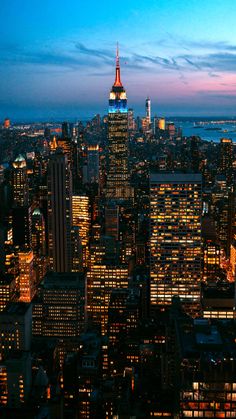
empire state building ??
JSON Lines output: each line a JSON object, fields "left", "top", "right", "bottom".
{"left": 106, "top": 46, "right": 132, "bottom": 199}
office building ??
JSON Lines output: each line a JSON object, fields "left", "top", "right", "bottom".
{"left": 72, "top": 195, "right": 90, "bottom": 266}
{"left": 219, "top": 137, "right": 233, "bottom": 183}
{"left": 18, "top": 250, "right": 36, "bottom": 303}
{"left": 86, "top": 144, "right": 100, "bottom": 184}
{"left": 87, "top": 262, "right": 129, "bottom": 334}
{"left": 12, "top": 155, "right": 29, "bottom": 207}
{"left": 33, "top": 272, "right": 86, "bottom": 338}
{"left": 0, "top": 351, "right": 32, "bottom": 408}
{"left": 150, "top": 173, "right": 202, "bottom": 313}
{"left": 167, "top": 306, "right": 236, "bottom": 418}
{"left": 201, "top": 282, "right": 235, "bottom": 319}
{"left": 12, "top": 205, "right": 32, "bottom": 247}
{"left": 48, "top": 150, "right": 72, "bottom": 272}
{"left": 0, "top": 302, "right": 32, "bottom": 355}
{"left": 0, "top": 273, "right": 16, "bottom": 312}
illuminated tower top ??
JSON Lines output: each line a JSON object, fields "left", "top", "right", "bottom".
{"left": 114, "top": 43, "right": 122, "bottom": 87}
{"left": 109, "top": 44, "right": 127, "bottom": 114}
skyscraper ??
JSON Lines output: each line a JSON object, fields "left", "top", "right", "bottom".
{"left": 72, "top": 195, "right": 90, "bottom": 267}
{"left": 150, "top": 173, "right": 202, "bottom": 313}
{"left": 12, "top": 155, "right": 29, "bottom": 207}
{"left": 145, "top": 97, "right": 151, "bottom": 125}
{"left": 48, "top": 150, "right": 72, "bottom": 272}
{"left": 219, "top": 137, "right": 233, "bottom": 184}
{"left": 87, "top": 144, "right": 99, "bottom": 184}
{"left": 106, "top": 45, "right": 132, "bottom": 199}
{"left": 18, "top": 250, "right": 36, "bottom": 303}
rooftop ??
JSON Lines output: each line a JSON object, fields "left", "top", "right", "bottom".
{"left": 41, "top": 271, "right": 85, "bottom": 290}
{"left": 150, "top": 172, "right": 202, "bottom": 183}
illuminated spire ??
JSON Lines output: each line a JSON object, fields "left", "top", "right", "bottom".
{"left": 114, "top": 42, "right": 122, "bottom": 87}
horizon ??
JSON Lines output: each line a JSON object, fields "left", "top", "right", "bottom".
{"left": 6, "top": 115, "right": 236, "bottom": 125}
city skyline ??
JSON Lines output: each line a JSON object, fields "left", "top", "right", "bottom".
{"left": 2, "top": 0, "right": 236, "bottom": 119}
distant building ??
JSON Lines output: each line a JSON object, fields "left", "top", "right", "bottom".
{"left": 158, "top": 117, "right": 165, "bottom": 130}
{"left": 128, "top": 108, "right": 135, "bottom": 131}
{"left": 145, "top": 97, "right": 151, "bottom": 125}
{"left": 3, "top": 118, "right": 10, "bottom": 129}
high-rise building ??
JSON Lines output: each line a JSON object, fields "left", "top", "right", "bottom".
{"left": 219, "top": 137, "right": 233, "bottom": 183}
{"left": 201, "top": 282, "right": 235, "bottom": 319}
{"left": 150, "top": 173, "right": 202, "bottom": 313}
{"left": 72, "top": 195, "right": 90, "bottom": 267}
{"left": 158, "top": 117, "right": 165, "bottom": 130}
{"left": 166, "top": 306, "right": 236, "bottom": 419}
{"left": 87, "top": 263, "right": 129, "bottom": 334}
{"left": 166, "top": 122, "right": 176, "bottom": 139}
{"left": 32, "top": 208, "right": 48, "bottom": 283}
{"left": 105, "top": 201, "right": 119, "bottom": 240}
{"left": 145, "top": 97, "right": 151, "bottom": 125}
{"left": 106, "top": 46, "right": 132, "bottom": 199}
{"left": 48, "top": 150, "right": 72, "bottom": 272}
{"left": 32, "top": 208, "right": 46, "bottom": 256}
{"left": 0, "top": 352, "right": 32, "bottom": 408}
{"left": 62, "top": 121, "right": 73, "bottom": 139}
{"left": 0, "top": 273, "right": 16, "bottom": 312}
{"left": 0, "top": 302, "right": 32, "bottom": 354}
{"left": 18, "top": 250, "right": 36, "bottom": 303}
{"left": 127, "top": 108, "right": 135, "bottom": 131}
{"left": 12, "top": 205, "right": 32, "bottom": 247}
{"left": 87, "top": 144, "right": 99, "bottom": 184}
{"left": 4, "top": 118, "right": 10, "bottom": 129}
{"left": 12, "top": 155, "right": 29, "bottom": 207}
{"left": 32, "top": 272, "right": 85, "bottom": 338}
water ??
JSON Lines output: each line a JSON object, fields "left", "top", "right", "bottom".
{"left": 174, "top": 119, "right": 236, "bottom": 143}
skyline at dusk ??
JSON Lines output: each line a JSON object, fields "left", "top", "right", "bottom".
{"left": 2, "top": 0, "right": 236, "bottom": 119}
{"left": 3, "top": 2, "right": 236, "bottom": 416}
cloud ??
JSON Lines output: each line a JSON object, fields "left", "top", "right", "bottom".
{"left": 196, "top": 89, "right": 236, "bottom": 101}
{"left": 1, "top": 39, "right": 236, "bottom": 80}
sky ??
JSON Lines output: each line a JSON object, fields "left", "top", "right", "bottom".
{"left": 1, "top": 0, "right": 236, "bottom": 120}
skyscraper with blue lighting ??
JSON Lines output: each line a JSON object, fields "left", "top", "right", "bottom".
{"left": 106, "top": 46, "right": 131, "bottom": 199}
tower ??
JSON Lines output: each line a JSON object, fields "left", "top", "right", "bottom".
{"left": 48, "top": 150, "right": 72, "bottom": 272}
{"left": 145, "top": 97, "right": 151, "bottom": 125}
{"left": 150, "top": 173, "right": 202, "bottom": 314}
{"left": 106, "top": 45, "right": 131, "bottom": 199}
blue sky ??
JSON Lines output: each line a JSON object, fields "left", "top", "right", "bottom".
{"left": 1, "top": 0, "right": 236, "bottom": 120}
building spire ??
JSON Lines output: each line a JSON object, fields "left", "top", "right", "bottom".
{"left": 114, "top": 42, "right": 122, "bottom": 87}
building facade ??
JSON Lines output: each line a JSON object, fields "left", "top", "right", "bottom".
{"left": 150, "top": 173, "right": 202, "bottom": 313}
